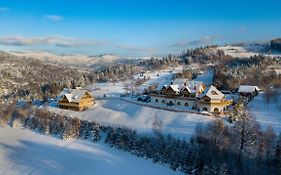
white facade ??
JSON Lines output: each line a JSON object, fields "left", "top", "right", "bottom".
{"left": 151, "top": 95, "right": 196, "bottom": 108}
{"left": 197, "top": 104, "right": 225, "bottom": 113}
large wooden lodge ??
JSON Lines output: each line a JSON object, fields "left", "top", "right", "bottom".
{"left": 150, "top": 79, "right": 232, "bottom": 113}
{"left": 58, "top": 88, "right": 95, "bottom": 111}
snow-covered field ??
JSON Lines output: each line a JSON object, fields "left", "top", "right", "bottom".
{"left": 0, "top": 127, "right": 183, "bottom": 175}
{"left": 85, "top": 82, "right": 126, "bottom": 98}
{"left": 218, "top": 45, "right": 281, "bottom": 58}
{"left": 248, "top": 92, "right": 281, "bottom": 134}
{"left": 48, "top": 99, "right": 214, "bottom": 139}
{"left": 218, "top": 46, "right": 258, "bottom": 58}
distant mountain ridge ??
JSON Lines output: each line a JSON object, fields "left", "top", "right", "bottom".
{"left": 2, "top": 50, "right": 150, "bottom": 70}
{"left": 7, "top": 51, "right": 121, "bottom": 68}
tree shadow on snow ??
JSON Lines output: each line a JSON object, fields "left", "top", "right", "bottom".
{"left": 0, "top": 140, "right": 122, "bottom": 175}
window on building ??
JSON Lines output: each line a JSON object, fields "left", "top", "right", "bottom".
{"left": 211, "top": 91, "right": 218, "bottom": 95}
{"left": 177, "top": 102, "right": 181, "bottom": 106}
{"left": 167, "top": 101, "right": 174, "bottom": 106}
{"left": 155, "top": 99, "right": 159, "bottom": 103}
{"left": 214, "top": 108, "right": 220, "bottom": 113}
{"left": 185, "top": 103, "right": 189, "bottom": 107}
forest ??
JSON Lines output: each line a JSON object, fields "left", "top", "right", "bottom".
{"left": 0, "top": 51, "right": 178, "bottom": 102}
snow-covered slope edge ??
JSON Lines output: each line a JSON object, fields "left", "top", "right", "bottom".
{"left": 0, "top": 127, "right": 182, "bottom": 175}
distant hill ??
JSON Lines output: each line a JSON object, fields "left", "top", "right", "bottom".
{"left": 5, "top": 51, "right": 147, "bottom": 70}
{"left": 7, "top": 51, "right": 122, "bottom": 69}
{"left": 270, "top": 38, "right": 281, "bottom": 52}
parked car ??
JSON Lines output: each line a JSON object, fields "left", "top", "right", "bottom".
{"left": 143, "top": 97, "right": 151, "bottom": 102}
{"left": 137, "top": 95, "right": 151, "bottom": 102}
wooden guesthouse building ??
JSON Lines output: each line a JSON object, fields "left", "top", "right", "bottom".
{"left": 150, "top": 79, "right": 232, "bottom": 114}
{"left": 58, "top": 88, "right": 95, "bottom": 111}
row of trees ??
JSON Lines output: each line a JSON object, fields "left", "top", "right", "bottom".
{"left": 138, "top": 56, "right": 180, "bottom": 70}
{"left": 270, "top": 38, "right": 281, "bottom": 52}
{"left": 1, "top": 103, "right": 281, "bottom": 175}
{"left": 180, "top": 46, "right": 233, "bottom": 65}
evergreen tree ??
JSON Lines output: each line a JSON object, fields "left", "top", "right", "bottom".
{"left": 92, "top": 122, "right": 101, "bottom": 142}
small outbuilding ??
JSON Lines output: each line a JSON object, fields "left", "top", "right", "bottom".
{"left": 238, "top": 85, "right": 259, "bottom": 97}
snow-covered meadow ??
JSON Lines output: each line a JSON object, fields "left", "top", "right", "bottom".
{"left": 0, "top": 127, "right": 183, "bottom": 175}
{"left": 248, "top": 91, "right": 281, "bottom": 134}
{"left": 48, "top": 99, "right": 214, "bottom": 139}
{"left": 217, "top": 45, "right": 281, "bottom": 58}
{"left": 218, "top": 46, "right": 258, "bottom": 58}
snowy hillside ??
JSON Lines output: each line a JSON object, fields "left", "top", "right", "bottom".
{"left": 0, "top": 127, "right": 182, "bottom": 175}
{"left": 217, "top": 45, "right": 281, "bottom": 58}
{"left": 48, "top": 99, "right": 214, "bottom": 139}
{"left": 218, "top": 46, "right": 258, "bottom": 58}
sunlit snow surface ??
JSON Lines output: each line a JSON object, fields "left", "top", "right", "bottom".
{"left": 0, "top": 127, "right": 183, "bottom": 175}
{"left": 248, "top": 91, "right": 281, "bottom": 134}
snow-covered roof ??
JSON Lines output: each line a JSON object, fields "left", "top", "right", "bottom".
{"left": 172, "top": 78, "right": 187, "bottom": 89}
{"left": 199, "top": 85, "right": 224, "bottom": 100}
{"left": 238, "top": 85, "right": 259, "bottom": 93}
{"left": 56, "top": 87, "right": 71, "bottom": 100}
{"left": 156, "top": 79, "right": 172, "bottom": 91}
{"left": 61, "top": 89, "right": 92, "bottom": 103}
{"left": 181, "top": 86, "right": 197, "bottom": 94}
{"left": 187, "top": 81, "right": 203, "bottom": 90}
{"left": 168, "top": 84, "right": 180, "bottom": 92}
{"left": 136, "top": 85, "right": 147, "bottom": 94}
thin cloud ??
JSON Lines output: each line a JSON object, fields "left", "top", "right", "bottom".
{"left": 44, "top": 15, "right": 64, "bottom": 21}
{"left": 0, "top": 36, "right": 107, "bottom": 47}
{"left": 171, "top": 36, "right": 220, "bottom": 48}
{"left": 0, "top": 7, "right": 10, "bottom": 12}
{"left": 117, "top": 45, "right": 156, "bottom": 52}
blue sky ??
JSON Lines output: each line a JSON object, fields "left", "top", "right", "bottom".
{"left": 0, "top": 0, "right": 280, "bottom": 57}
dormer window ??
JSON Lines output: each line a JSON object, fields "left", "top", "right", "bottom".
{"left": 211, "top": 91, "right": 218, "bottom": 95}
